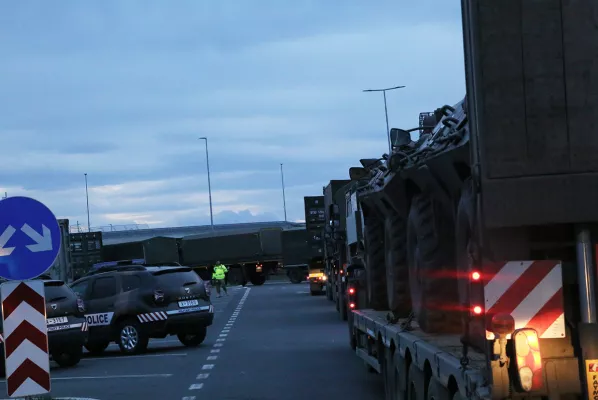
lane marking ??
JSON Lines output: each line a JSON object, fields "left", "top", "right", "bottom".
{"left": 0, "top": 374, "right": 174, "bottom": 381}
{"left": 182, "top": 397, "right": 196, "bottom": 400}
{"left": 202, "top": 364, "right": 214, "bottom": 370}
{"left": 197, "top": 373, "right": 209, "bottom": 379}
{"left": 189, "top": 383, "right": 203, "bottom": 390}
{"left": 207, "top": 356, "right": 218, "bottom": 360}
{"left": 219, "top": 334, "right": 228, "bottom": 337}
{"left": 211, "top": 349, "right": 220, "bottom": 353}
{"left": 216, "top": 338, "right": 225, "bottom": 342}
{"left": 214, "top": 343, "right": 223, "bottom": 347}
{"left": 83, "top": 353, "right": 187, "bottom": 361}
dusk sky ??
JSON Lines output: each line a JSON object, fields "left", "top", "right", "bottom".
{"left": 0, "top": 1, "right": 465, "bottom": 231}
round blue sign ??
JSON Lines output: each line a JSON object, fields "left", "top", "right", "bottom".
{"left": 0, "top": 196, "right": 61, "bottom": 280}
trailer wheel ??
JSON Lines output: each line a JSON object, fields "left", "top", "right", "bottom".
{"left": 407, "top": 363, "right": 424, "bottom": 400}
{"left": 384, "top": 213, "right": 411, "bottom": 317}
{"left": 250, "top": 274, "right": 266, "bottom": 286}
{"left": 364, "top": 213, "right": 388, "bottom": 310}
{"left": 407, "top": 193, "right": 460, "bottom": 334}
{"left": 427, "top": 377, "right": 451, "bottom": 400}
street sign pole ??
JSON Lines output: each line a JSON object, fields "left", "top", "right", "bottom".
{"left": 0, "top": 196, "right": 61, "bottom": 398}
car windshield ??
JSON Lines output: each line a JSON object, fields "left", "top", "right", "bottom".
{"left": 152, "top": 269, "right": 202, "bottom": 287}
{"left": 44, "top": 281, "right": 77, "bottom": 303}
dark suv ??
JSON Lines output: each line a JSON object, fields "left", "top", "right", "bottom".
{"left": 0, "top": 276, "right": 88, "bottom": 373}
{"left": 69, "top": 264, "right": 213, "bottom": 355}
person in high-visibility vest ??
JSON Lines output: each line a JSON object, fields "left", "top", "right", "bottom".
{"left": 212, "top": 261, "right": 228, "bottom": 297}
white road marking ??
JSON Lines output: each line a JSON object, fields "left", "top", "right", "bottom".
{"left": 211, "top": 349, "right": 220, "bottom": 353}
{"left": 214, "top": 343, "right": 223, "bottom": 347}
{"left": 207, "top": 356, "right": 218, "bottom": 360}
{"left": 217, "top": 338, "right": 225, "bottom": 342}
{"left": 202, "top": 364, "right": 215, "bottom": 370}
{"left": 83, "top": 353, "right": 187, "bottom": 361}
{"left": 189, "top": 383, "right": 204, "bottom": 390}
{"left": 182, "top": 397, "right": 196, "bottom": 400}
{"left": 197, "top": 373, "right": 209, "bottom": 379}
{"left": 8, "top": 374, "right": 174, "bottom": 381}
{"left": 219, "top": 334, "right": 228, "bottom": 337}
{"left": 222, "top": 329, "right": 230, "bottom": 333}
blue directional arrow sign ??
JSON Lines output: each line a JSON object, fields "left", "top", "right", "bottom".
{"left": 0, "top": 196, "right": 61, "bottom": 280}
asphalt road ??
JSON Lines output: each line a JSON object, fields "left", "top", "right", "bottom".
{"left": 0, "top": 281, "right": 383, "bottom": 400}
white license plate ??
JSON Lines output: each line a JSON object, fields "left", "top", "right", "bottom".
{"left": 47, "top": 317, "right": 68, "bottom": 325}
{"left": 178, "top": 300, "right": 199, "bottom": 308}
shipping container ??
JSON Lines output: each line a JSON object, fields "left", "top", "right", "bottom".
{"left": 70, "top": 231, "right": 103, "bottom": 279}
{"left": 303, "top": 196, "right": 325, "bottom": 229}
{"left": 48, "top": 219, "right": 73, "bottom": 282}
{"left": 258, "top": 227, "right": 283, "bottom": 257}
{"left": 180, "top": 232, "right": 262, "bottom": 266}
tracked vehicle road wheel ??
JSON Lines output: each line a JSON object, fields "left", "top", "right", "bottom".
{"left": 364, "top": 214, "right": 387, "bottom": 310}
{"left": 384, "top": 213, "right": 411, "bottom": 317}
{"left": 406, "top": 193, "right": 459, "bottom": 333}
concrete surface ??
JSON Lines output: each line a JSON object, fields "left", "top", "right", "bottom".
{"left": 0, "top": 282, "right": 383, "bottom": 399}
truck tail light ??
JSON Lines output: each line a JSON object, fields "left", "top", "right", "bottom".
{"left": 470, "top": 271, "right": 481, "bottom": 281}
{"left": 76, "top": 298, "right": 86, "bottom": 313}
{"left": 472, "top": 305, "right": 483, "bottom": 315}
{"left": 349, "top": 302, "right": 356, "bottom": 309}
{"left": 513, "top": 328, "right": 543, "bottom": 392}
{"left": 348, "top": 287, "right": 355, "bottom": 295}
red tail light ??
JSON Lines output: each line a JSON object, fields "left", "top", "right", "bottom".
{"left": 154, "top": 290, "right": 165, "bottom": 303}
{"left": 348, "top": 287, "right": 355, "bottom": 295}
{"left": 470, "top": 271, "right": 481, "bottom": 281}
{"left": 76, "top": 298, "right": 86, "bottom": 313}
{"left": 349, "top": 302, "right": 356, "bottom": 309}
{"left": 472, "top": 305, "right": 483, "bottom": 315}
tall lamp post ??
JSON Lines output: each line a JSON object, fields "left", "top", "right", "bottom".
{"left": 363, "top": 85, "right": 406, "bottom": 152}
{"left": 84, "top": 173, "right": 91, "bottom": 232}
{"left": 199, "top": 137, "right": 214, "bottom": 231}
{"left": 280, "top": 163, "right": 287, "bottom": 222}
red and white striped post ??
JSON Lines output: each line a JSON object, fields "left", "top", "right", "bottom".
{"left": 1, "top": 280, "right": 51, "bottom": 397}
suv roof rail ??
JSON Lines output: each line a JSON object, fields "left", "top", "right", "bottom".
{"left": 84, "top": 265, "right": 147, "bottom": 277}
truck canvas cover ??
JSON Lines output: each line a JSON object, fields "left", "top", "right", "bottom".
{"left": 281, "top": 229, "right": 309, "bottom": 266}
{"left": 180, "top": 232, "right": 261, "bottom": 265}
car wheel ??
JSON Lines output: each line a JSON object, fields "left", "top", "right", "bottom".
{"left": 53, "top": 347, "right": 83, "bottom": 368}
{"left": 85, "top": 341, "right": 109, "bottom": 355}
{"left": 177, "top": 327, "right": 207, "bottom": 347}
{"left": 118, "top": 319, "right": 149, "bottom": 355}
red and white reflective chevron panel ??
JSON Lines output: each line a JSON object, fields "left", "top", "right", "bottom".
{"left": 483, "top": 260, "right": 565, "bottom": 340}
{"left": 137, "top": 311, "right": 168, "bottom": 323}
{"left": 1, "top": 281, "right": 51, "bottom": 397}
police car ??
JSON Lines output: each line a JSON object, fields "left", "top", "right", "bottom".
{"left": 69, "top": 263, "right": 214, "bottom": 355}
{"left": 0, "top": 276, "right": 88, "bottom": 373}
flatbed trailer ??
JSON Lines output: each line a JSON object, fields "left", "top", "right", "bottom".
{"left": 353, "top": 309, "right": 489, "bottom": 399}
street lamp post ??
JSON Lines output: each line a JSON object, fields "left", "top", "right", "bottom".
{"left": 84, "top": 173, "right": 91, "bottom": 232}
{"left": 280, "top": 163, "right": 287, "bottom": 222}
{"left": 199, "top": 137, "right": 214, "bottom": 231}
{"left": 363, "top": 85, "right": 406, "bottom": 153}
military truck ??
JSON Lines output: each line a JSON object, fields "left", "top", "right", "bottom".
{"left": 101, "top": 236, "right": 180, "bottom": 266}
{"left": 280, "top": 228, "right": 310, "bottom": 283}
{"left": 321, "top": 180, "right": 350, "bottom": 302}
{"left": 303, "top": 196, "right": 326, "bottom": 295}
{"left": 320, "top": 1, "right": 598, "bottom": 399}
{"left": 179, "top": 228, "right": 284, "bottom": 286}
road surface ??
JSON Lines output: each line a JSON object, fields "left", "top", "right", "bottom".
{"left": 0, "top": 282, "right": 383, "bottom": 399}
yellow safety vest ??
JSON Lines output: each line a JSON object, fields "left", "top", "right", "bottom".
{"left": 212, "top": 265, "right": 227, "bottom": 280}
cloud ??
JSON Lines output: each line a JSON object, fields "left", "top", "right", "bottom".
{"left": 0, "top": 1, "right": 465, "bottom": 231}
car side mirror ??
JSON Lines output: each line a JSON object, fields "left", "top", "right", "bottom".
{"left": 390, "top": 128, "right": 411, "bottom": 147}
